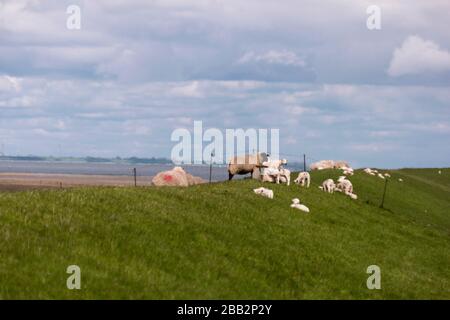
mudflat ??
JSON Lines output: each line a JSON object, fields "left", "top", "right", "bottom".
{"left": 0, "top": 173, "right": 153, "bottom": 191}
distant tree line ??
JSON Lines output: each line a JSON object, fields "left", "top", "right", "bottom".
{"left": 0, "top": 155, "right": 173, "bottom": 164}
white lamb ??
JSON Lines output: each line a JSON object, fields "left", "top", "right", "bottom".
{"left": 335, "top": 177, "right": 357, "bottom": 199}
{"left": 384, "top": 173, "right": 391, "bottom": 178}
{"left": 262, "top": 167, "right": 291, "bottom": 186}
{"left": 377, "top": 173, "right": 385, "bottom": 179}
{"left": 342, "top": 167, "right": 354, "bottom": 176}
{"left": 253, "top": 187, "right": 274, "bottom": 199}
{"left": 336, "top": 177, "right": 353, "bottom": 194}
{"left": 263, "top": 159, "right": 287, "bottom": 170}
{"left": 348, "top": 193, "right": 358, "bottom": 200}
{"left": 364, "top": 168, "right": 376, "bottom": 176}
{"left": 320, "top": 179, "right": 336, "bottom": 193}
{"left": 290, "top": 198, "right": 310, "bottom": 213}
{"left": 294, "top": 171, "right": 310, "bottom": 187}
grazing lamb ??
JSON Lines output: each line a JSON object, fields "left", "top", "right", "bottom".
{"left": 384, "top": 173, "right": 391, "bottom": 178}
{"left": 438, "top": 170, "right": 442, "bottom": 175}
{"left": 294, "top": 171, "right": 311, "bottom": 187}
{"left": 228, "top": 153, "right": 268, "bottom": 180}
{"left": 253, "top": 187, "right": 274, "bottom": 199}
{"left": 398, "top": 178, "right": 403, "bottom": 182}
{"left": 336, "top": 177, "right": 353, "bottom": 194}
{"left": 335, "top": 177, "right": 357, "bottom": 199}
{"left": 290, "top": 198, "right": 310, "bottom": 213}
{"left": 320, "top": 179, "right": 336, "bottom": 193}
{"left": 377, "top": 173, "right": 385, "bottom": 179}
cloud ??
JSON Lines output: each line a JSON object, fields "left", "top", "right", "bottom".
{"left": 0, "top": 75, "right": 21, "bottom": 92}
{"left": 238, "top": 50, "right": 306, "bottom": 67}
{"left": 169, "top": 81, "right": 204, "bottom": 98}
{"left": 388, "top": 36, "right": 450, "bottom": 77}
{"left": 1, "top": 1, "right": 450, "bottom": 167}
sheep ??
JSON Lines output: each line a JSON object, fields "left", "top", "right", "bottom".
{"left": 228, "top": 153, "right": 268, "bottom": 180}
{"left": 261, "top": 159, "right": 289, "bottom": 185}
{"left": 290, "top": 198, "right": 310, "bottom": 213}
{"left": 265, "top": 158, "right": 288, "bottom": 169}
{"left": 348, "top": 193, "right": 358, "bottom": 200}
{"left": 438, "top": 170, "right": 442, "bottom": 175}
{"left": 342, "top": 167, "right": 354, "bottom": 176}
{"left": 253, "top": 187, "right": 273, "bottom": 199}
{"left": 334, "top": 176, "right": 357, "bottom": 199}
{"left": 377, "top": 173, "right": 385, "bottom": 179}
{"left": 364, "top": 168, "right": 376, "bottom": 176}
{"left": 294, "top": 171, "right": 310, "bottom": 187}
{"left": 336, "top": 177, "right": 353, "bottom": 194}
{"left": 262, "top": 167, "right": 291, "bottom": 186}
{"left": 384, "top": 173, "right": 391, "bottom": 178}
{"left": 278, "top": 168, "right": 291, "bottom": 186}
{"left": 152, "top": 166, "right": 205, "bottom": 187}
{"left": 321, "top": 179, "right": 336, "bottom": 193}
{"left": 398, "top": 178, "right": 403, "bottom": 182}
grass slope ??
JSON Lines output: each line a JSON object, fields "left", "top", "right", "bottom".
{"left": 0, "top": 168, "right": 449, "bottom": 299}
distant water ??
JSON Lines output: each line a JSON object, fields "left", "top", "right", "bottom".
{"left": 0, "top": 160, "right": 304, "bottom": 181}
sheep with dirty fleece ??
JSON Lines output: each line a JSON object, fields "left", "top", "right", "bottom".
{"left": 228, "top": 153, "right": 268, "bottom": 180}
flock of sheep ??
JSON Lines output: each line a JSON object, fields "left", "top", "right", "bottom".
{"left": 250, "top": 158, "right": 358, "bottom": 213}
{"left": 233, "top": 155, "right": 402, "bottom": 214}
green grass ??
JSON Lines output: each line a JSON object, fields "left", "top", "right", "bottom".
{"left": 0, "top": 168, "right": 449, "bottom": 299}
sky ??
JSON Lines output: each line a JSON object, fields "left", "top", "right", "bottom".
{"left": 1, "top": 0, "right": 450, "bottom": 168}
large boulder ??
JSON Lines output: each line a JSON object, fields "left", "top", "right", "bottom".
{"left": 152, "top": 167, "right": 205, "bottom": 187}
{"left": 310, "top": 160, "right": 350, "bottom": 170}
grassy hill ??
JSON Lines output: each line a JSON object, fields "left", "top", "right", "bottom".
{"left": 0, "top": 168, "right": 449, "bottom": 299}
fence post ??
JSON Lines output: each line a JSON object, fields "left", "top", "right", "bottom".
{"left": 380, "top": 178, "right": 388, "bottom": 208}
{"left": 133, "top": 168, "right": 137, "bottom": 187}
{"left": 303, "top": 154, "right": 306, "bottom": 172}
{"left": 209, "top": 152, "right": 214, "bottom": 183}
